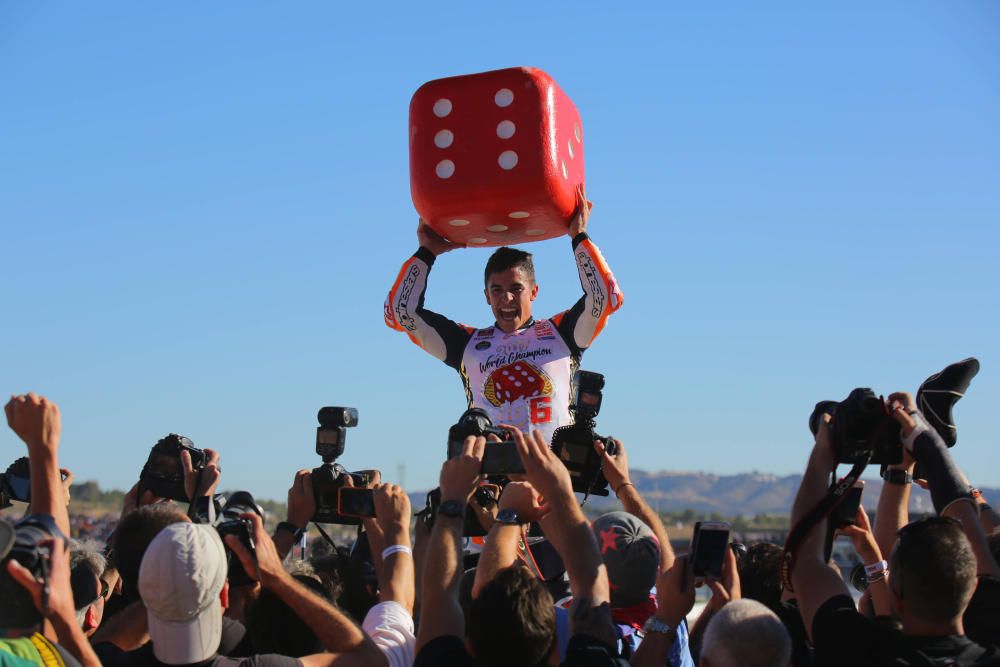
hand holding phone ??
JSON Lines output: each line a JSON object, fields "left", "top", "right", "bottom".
{"left": 689, "top": 521, "right": 731, "bottom": 579}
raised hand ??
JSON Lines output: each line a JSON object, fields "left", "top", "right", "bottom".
{"left": 498, "top": 481, "right": 550, "bottom": 523}
{"left": 374, "top": 483, "right": 412, "bottom": 534}
{"left": 418, "top": 219, "right": 464, "bottom": 256}
{"left": 5, "top": 393, "right": 61, "bottom": 450}
{"left": 182, "top": 447, "right": 221, "bottom": 501}
{"left": 568, "top": 184, "right": 593, "bottom": 238}
{"left": 224, "top": 513, "right": 285, "bottom": 588}
{"left": 439, "top": 435, "right": 485, "bottom": 503}
{"left": 595, "top": 438, "right": 629, "bottom": 494}
{"left": 286, "top": 469, "right": 316, "bottom": 530}
{"left": 505, "top": 425, "right": 574, "bottom": 505}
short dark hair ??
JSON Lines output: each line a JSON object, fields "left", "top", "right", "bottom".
{"left": 737, "top": 542, "right": 784, "bottom": 610}
{"left": 246, "top": 574, "right": 331, "bottom": 656}
{"left": 484, "top": 247, "right": 535, "bottom": 286}
{"left": 468, "top": 566, "right": 555, "bottom": 667}
{"left": 112, "top": 505, "right": 188, "bottom": 602}
{"left": 0, "top": 556, "right": 41, "bottom": 630}
{"left": 891, "top": 517, "right": 977, "bottom": 623}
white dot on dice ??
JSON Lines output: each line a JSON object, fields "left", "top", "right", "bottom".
{"left": 498, "top": 151, "right": 518, "bottom": 170}
{"left": 496, "top": 120, "right": 516, "bottom": 139}
{"left": 435, "top": 160, "right": 455, "bottom": 178}
{"left": 508, "top": 211, "right": 530, "bottom": 219}
{"left": 468, "top": 237, "right": 487, "bottom": 245}
{"left": 433, "top": 99, "right": 452, "bottom": 117}
{"left": 567, "top": 141, "right": 574, "bottom": 159}
{"left": 561, "top": 160, "right": 569, "bottom": 179}
{"left": 495, "top": 88, "right": 514, "bottom": 107}
{"left": 574, "top": 124, "right": 581, "bottom": 142}
{"left": 449, "top": 219, "right": 470, "bottom": 227}
{"left": 525, "top": 229, "right": 545, "bottom": 236}
{"left": 434, "top": 130, "right": 454, "bottom": 149}
{"left": 487, "top": 225, "right": 508, "bottom": 232}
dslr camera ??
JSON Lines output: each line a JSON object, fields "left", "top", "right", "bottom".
{"left": 1, "top": 458, "right": 69, "bottom": 509}
{"left": 809, "top": 388, "right": 903, "bottom": 465}
{"left": 139, "top": 434, "right": 207, "bottom": 502}
{"left": 447, "top": 409, "right": 523, "bottom": 475}
{"left": 550, "top": 370, "right": 617, "bottom": 496}
{"left": 310, "top": 407, "right": 379, "bottom": 525}
{"left": 0, "top": 457, "right": 32, "bottom": 509}
{"left": 0, "top": 514, "right": 66, "bottom": 628}
{"left": 215, "top": 491, "right": 262, "bottom": 586}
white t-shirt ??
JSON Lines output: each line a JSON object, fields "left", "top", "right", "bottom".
{"left": 362, "top": 601, "right": 415, "bottom": 667}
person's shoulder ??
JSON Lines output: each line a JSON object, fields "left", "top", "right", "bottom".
{"left": 414, "top": 635, "right": 474, "bottom": 667}
{"left": 811, "top": 595, "right": 891, "bottom": 666}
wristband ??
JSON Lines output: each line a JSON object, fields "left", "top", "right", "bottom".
{"left": 381, "top": 544, "right": 412, "bottom": 559}
{"left": 614, "top": 482, "right": 635, "bottom": 497}
{"left": 276, "top": 521, "right": 305, "bottom": 542}
{"left": 901, "top": 411, "right": 931, "bottom": 453}
{"left": 864, "top": 560, "right": 889, "bottom": 578}
{"left": 882, "top": 469, "right": 912, "bottom": 485}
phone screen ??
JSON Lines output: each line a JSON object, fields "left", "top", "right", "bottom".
{"left": 692, "top": 523, "right": 730, "bottom": 578}
{"left": 481, "top": 442, "right": 525, "bottom": 475}
{"left": 337, "top": 488, "right": 376, "bottom": 518}
{"left": 834, "top": 484, "right": 864, "bottom": 528}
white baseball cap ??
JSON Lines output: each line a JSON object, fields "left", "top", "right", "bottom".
{"left": 138, "top": 522, "right": 227, "bottom": 664}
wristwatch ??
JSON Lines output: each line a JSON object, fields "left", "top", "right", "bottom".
{"left": 882, "top": 469, "right": 912, "bottom": 485}
{"left": 276, "top": 521, "right": 305, "bottom": 541}
{"left": 495, "top": 509, "right": 521, "bottom": 526}
{"left": 642, "top": 617, "right": 673, "bottom": 636}
{"left": 439, "top": 500, "right": 466, "bottom": 519}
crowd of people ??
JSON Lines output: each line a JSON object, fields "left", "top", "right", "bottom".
{"left": 1, "top": 386, "right": 998, "bottom": 667}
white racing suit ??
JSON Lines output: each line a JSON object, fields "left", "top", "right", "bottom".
{"left": 385, "top": 233, "right": 623, "bottom": 444}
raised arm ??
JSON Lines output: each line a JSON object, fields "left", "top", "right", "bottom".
{"left": 384, "top": 220, "right": 473, "bottom": 369}
{"left": 415, "top": 436, "right": 485, "bottom": 652}
{"left": 595, "top": 438, "right": 675, "bottom": 571}
{"left": 471, "top": 481, "right": 548, "bottom": 598}
{"left": 889, "top": 393, "right": 1000, "bottom": 578}
{"left": 552, "top": 187, "right": 623, "bottom": 353}
{"left": 873, "top": 400, "right": 915, "bottom": 561}
{"left": 5, "top": 393, "right": 70, "bottom": 538}
{"left": 371, "top": 483, "right": 415, "bottom": 614}
{"left": 509, "top": 426, "right": 615, "bottom": 645}
{"left": 226, "top": 514, "right": 387, "bottom": 667}
{"left": 789, "top": 417, "right": 852, "bottom": 636}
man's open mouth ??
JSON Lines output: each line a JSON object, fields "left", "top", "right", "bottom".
{"left": 499, "top": 308, "right": 518, "bottom": 320}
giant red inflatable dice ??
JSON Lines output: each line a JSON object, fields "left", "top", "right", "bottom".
{"left": 409, "top": 67, "right": 584, "bottom": 247}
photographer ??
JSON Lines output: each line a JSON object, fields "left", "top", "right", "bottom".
{"left": 1, "top": 393, "right": 100, "bottom": 667}
{"left": 415, "top": 428, "right": 627, "bottom": 666}
{"left": 789, "top": 397, "right": 1000, "bottom": 666}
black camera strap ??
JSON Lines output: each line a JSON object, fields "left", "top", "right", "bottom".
{"left": 781, "top": 454, "right": 870, "bottom": 592}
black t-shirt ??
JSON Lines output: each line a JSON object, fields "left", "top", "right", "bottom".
{"left": 812, "top": 595, "right": 1000, "bottom": 666}
{"left": 414, "top": 633, "right": 629, "bottom": 667}
{"left": 965, "top": 576, "right": 1000, "bottom": 650}
{"left": 775, "top": 599, "right": 814, "bottom": 667}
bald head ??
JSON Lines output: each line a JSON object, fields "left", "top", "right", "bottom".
{"left": 701, "top": 599, "right": 791, "bottom": 667}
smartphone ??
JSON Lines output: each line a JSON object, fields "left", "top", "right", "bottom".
{"left": 832, "top": 481, "right": 865, "bottom": 528}
{"left": 337, "top": 487, "right": 376, "bottom": 519}
{"left": 481, "top": 441, "right": 525, "bottom": 475}
{"left": 689, "top": 521, "right": 731, "bottom": 578}
{"left": 824, "top": 481, "right": 865, "bottom": 561}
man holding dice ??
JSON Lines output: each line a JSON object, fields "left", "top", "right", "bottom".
{"left": 385, "top": 187, "right": 623, "bottom": 444}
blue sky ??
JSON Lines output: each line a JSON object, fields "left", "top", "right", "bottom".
{"left": 2, "top": 2, "right": 998, "bottom": 500}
